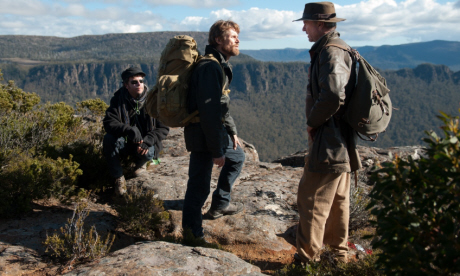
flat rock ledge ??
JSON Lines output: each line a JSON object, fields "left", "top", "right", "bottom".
{"left": 64, "top": 241, "right": 264, "bottom": 276}
{"left": 0, "top": 126, "right": 426, "bottom": 275}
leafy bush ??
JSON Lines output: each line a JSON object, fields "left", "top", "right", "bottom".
{"left": 53, "top": 141, "right": 110, "bottom": 191}
{"left": 177, "top": 228, "right": 222, "bottom": 249}
{"left": 0, "top": 153, "right": 82, "bottom": 217}
{"left": 47, "top": 98, "right": 110, "bottom": 191}
{"left": 368, "top": 111, "right": 460, "bottom": 275}
{"left": 0, "top": 79, "right": 40, "bottom": 113}
{"left": 115, "top": 185, "right": 169, "bottom": 238}
{"left": 76, "top": 98, "right": 108, "bottom": 117}
{"left": 44, "top": 191, "right": 115, "bottom": 265}
{"left": 275, "top": 247, "right": 381, "bottom": 276}
{"left": 0, "top": 69, "right": 110, "bottom": 216}
{"left": 349, "top": 184, "right": 371, "bottom": 231}
{"left": 42, "top": 102, "right": 82, "bottom": 144}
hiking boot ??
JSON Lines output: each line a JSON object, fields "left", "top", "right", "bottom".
{"left": 114, "top": 175, "right": 127, "bottom": 196}
{"left": 293, "top": 253, "right": 316, "bottom": 266}
{"left": 133, "top": 163, "right": 147, "bottom": 177}
{"left": 293, "top": 253, "right": 304, "bottom": 265}
{"left": 205, "top": 202, "right": 243, "bottom": 220}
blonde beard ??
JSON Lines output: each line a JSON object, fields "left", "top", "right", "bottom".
{"left": 222, "top": 44, "right": 239, "bottom": 57}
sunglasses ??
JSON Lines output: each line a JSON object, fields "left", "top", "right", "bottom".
{"left": 130, "top": 79, "right": 144, "bottom": 85}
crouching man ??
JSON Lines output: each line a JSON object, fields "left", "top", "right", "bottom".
{"left": 103, "top": 67, "right": 169, "bottom": 195}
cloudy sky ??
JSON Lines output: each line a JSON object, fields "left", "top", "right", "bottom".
{"left": 1, "top": 0, "right": 459, "bottom": 49}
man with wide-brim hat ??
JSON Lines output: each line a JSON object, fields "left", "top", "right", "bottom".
{"left": 293, "top": 1, "right": 345, "bottom": 22}
{"left": 293, "top": 2, "right": 362, "bottom": 264}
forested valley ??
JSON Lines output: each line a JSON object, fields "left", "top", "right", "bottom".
{"left": 1, "top": 32, "right": 460, "bottom": 161}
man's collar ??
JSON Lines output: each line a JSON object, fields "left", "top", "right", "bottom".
{"left": 205, "top": 45, "right": 228, "bottom": 65}
{"left": 310, "top": 31, "right": 340, "bottom": 54}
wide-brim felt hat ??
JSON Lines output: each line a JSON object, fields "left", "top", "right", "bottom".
{"left": 293, "top": 2, "right": 345, "bottom": 22}
{"left": 121, "top": 66, "right": 146, "bottom": 81}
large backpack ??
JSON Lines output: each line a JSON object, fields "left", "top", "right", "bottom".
{"left": 327, "top": 43, "right": 392, "bottom": 141}
{"left": 146, "top": 35, "right": 221, "bottom": 127}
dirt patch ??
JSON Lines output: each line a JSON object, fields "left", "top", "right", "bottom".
{"left": 224, "top": 243, "right": 296, "bottom": 274}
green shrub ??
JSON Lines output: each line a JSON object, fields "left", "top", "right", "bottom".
{"left": 76, "top": 98, "right": 108, "bottom": 117}
{"left": 349, "top": 184, "right": 371, "bottom": 231}
{"left": 274, "top": 247, "right": 381, "bottom": 276}
{"left": 44, "top": 191, "right": 115, "bottom": 265}
{"left": 115, "top": 185, "right": 169, "bottom": 238}
{"left": 160, "top": 228, "right": 222, "bottom": 250}
{"left": 44, "top": 98, "right": 109, "bottom": 191}
{"left": 0, "top": 70, "right": 111, "bottom": 215}
{"left": 368, "top": 111, "right": 460, "bottom": 275}
{"left": 0, "top": 153, "right": 82, "bottom": 217}
{"left": 178, "top": 228, "right": 222, "bottom": 249}
{"left": 0, "top": 79, "right": 40, "bottom": 113}
{"left": 55, "top": 141, "right": 110, "bottom": 191}
{"left": 44, "top": 102, "right": 82, "bottom": 141}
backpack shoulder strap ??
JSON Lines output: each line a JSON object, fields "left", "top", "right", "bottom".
{"left": 324, "top": 43, "right": 361, "bottom": 61}
{"left": 197, "top": 54, "right": 227, "bottom": 94}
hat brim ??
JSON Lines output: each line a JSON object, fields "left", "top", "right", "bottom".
{"left": 293, "top": 17, "right": 346, "bottom": 22}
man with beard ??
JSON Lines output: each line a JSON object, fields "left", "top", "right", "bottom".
{"left": 103, "top": 67, "right": 169, "bottom": 195}
{"left": 182, "top": 20, "right": 246, "bottom": 239}
{"left": 293, "top": 2, "right": 362, "bottom": 263}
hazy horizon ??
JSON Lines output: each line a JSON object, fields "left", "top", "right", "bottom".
{"left": 1, "top": 0, "right": 459, "bottom": 50}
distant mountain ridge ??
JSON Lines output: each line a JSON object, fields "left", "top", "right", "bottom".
{"left": 0, "top": 32, "right": 254, "bottom": 63}
{"left": 1, "top": 32, "right": 460, "bottom": 161}
{"left": 1, "top": 33, "right": 459, "bottom": 70}
{"left": 241, "top": 40, "right": 460, "bottom": 71}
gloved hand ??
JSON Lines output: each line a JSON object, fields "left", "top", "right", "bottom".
{"left": 142, "top": 137, "right": 153, "bottom": 147}
{"left": 127, "top": 126, "right": 142, "bottom": 143}
{"left": 139, "top": 142, "right": 150, "bottom": 151}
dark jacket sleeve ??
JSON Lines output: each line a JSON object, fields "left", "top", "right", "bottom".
{"left": 103, "top": 93, "right": 134, "bottom": 138}
{"left": 143, "top": 119, "right": 170, "bottom": 155}
{"left": 307, "top": 47, "right": 351, "bottom": 128}
{"left": 224, "top": 112, "right": 237, "bottom": 136}
{"left": 195, "top": 61, "right": 227, "bottom": 158}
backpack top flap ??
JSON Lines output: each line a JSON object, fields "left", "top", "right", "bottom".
{"left": 158, "top": 35, "right": 199, "bottom": 77}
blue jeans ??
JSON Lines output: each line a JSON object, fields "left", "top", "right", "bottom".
{"left": 103, "top": 133, "right": 155, "bottom": 178}
{"left": 182, "top": 135, "right": 245, "bottom": 238}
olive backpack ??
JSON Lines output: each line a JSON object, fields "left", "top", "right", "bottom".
{"left": 146, "top": 35, "right": 223, "bottom": 127}
{"left": 326, "top": 43, "right": 393, "bottom": 141}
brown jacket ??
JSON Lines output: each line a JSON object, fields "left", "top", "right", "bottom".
{"left": 306, "top": 31, "right": 361, "bottom": 173}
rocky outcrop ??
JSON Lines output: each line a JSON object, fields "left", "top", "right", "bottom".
{"left": 64, "top": 241, "right": 264, "bottom": 276}
{"left": 0, "top": 127, "right": 425, "bottom": 275}
{"left": 129, "top": 129, "right": 425, "bottom": 268}
{"left": 130, "top": 128, "right": 301, "bottom": 265}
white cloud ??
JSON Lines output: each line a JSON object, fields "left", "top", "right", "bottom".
{"left": 142, "top": 0, "right": 239, "bottom": 8}
{"left": 0, "top": 0, "right": 459, "bottom": 48}
{"left": 176, "top": 0, "right": 460, "bottom": 46}
{"left": 179, "top": 8, "right": 299, "bottom": 41}
{"left": 0, "top": 1, "right": 168, "bottom": 36}
{"left": 0, "top": 0, "right": 48, "bottom": 16}
{"left": 337, "top": 0, "right": 460, "bottom": 43}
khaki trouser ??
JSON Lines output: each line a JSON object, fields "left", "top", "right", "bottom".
{"left": 296, "top": 155, "right": 350, "bottom": 262}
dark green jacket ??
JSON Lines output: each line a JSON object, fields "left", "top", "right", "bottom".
{"left": 184, "top": 45, "right": 237, "bottom": 158}
{"left": 307, "top": 31, "right": 362, "bottom": 173}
